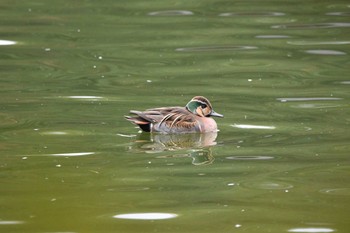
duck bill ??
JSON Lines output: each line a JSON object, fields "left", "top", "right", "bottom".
{"left": 210, "top": 110, "right": 224, "bottom": 118}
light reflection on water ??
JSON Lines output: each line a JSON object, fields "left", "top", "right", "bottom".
{"left": 175, "top": 45, "right": 258, "bottom": 52}
{"left": 288, "top": 228, "right": 335, "bottom": 233}
{"left": 50, "top": 152, "right": 95, "bottom": 157}
{"left": 0, "top": 220, "right": 24, "bottom": 225}
{"left": 148, "top": 10, "right": 194, "bottom": 16}
{"left": 276, "top": 97, "right": 342, "bottom": 102}
{"left": 271, "top": 22, "right": 350, "bottom": 29}
{"left": 219, "top": 12, "right": 285, "bottom": 17}
{"left": 304, "top": 50, "right": 346, "bottom": 55}
{"left": 0, "top": 39, "right": 17, "bottom": 46}
{"left": 113, "top": 213, "right": 178, "bottom": 220}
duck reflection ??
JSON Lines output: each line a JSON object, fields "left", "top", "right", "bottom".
{"left": 129, "top": 132, "right": 218, "bottom": 165}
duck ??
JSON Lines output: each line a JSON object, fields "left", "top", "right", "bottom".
{"left": 125, "top": 96, "right": 223, "bottom": 133}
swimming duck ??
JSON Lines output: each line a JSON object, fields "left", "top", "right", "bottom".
{"left": 125, "top": 96, "right": 223, "bottom": 133}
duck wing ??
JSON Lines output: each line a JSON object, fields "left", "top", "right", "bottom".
{"left": 125, "top": 107, "right": 199, "bottom": 133}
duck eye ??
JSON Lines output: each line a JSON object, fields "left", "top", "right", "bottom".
{"left": 201, "top": 104, "right": 207, "bottom": 109}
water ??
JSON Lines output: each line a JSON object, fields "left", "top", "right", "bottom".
{"left": 1, "top": 0, "right": 350, "bottom": 232}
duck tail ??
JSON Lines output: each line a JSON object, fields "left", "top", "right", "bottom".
{"left": 124, "top": 113, "right": 151, "bottom": 132}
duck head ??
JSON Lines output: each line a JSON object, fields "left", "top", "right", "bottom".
{"left": 186, "top": 96, "right": 224, "bottom": 118}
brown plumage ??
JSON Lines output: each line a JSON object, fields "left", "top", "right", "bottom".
{"left": 125, "top": 96, "right": 223, "bottom": 133}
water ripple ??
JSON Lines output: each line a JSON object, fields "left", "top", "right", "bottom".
{"left": 0, "top": 39, "right": 17, "bottom": 46}
{"left": 175, "top": 45, "right": 257, "bottom": 52}
{"left": 226, "top": 156, "right": 274, "bottom": 160}
{"left": 242, "top": 181, "right": 293, "bottom": 190}
{"left": 231, "top": 124, "right": 276, "bottom": 129}
{"left": 271, "top": 22, "right": 350, "bottom": 29}
{"left": 288, "top": 228, "right": 335, "bottom": 233}
{"left": 319, "top": 188, "right": 350, "bottom": 196}
{"left": 255, "top": 35, "right": 291, "bottom": 39}
{"left": 148, "top": 10, "right": 194, "bottom": 16}
{"left": 326, "top": 12, "right": 350, "bottom": 16}
{"left": 113, "top": 213, "right": 178, "bottom": 220}
{"left": 0, "top": 220, "right": 24, "bottom": 225}
{"left": 219, "top": 12, "right": 285, "bottom": 17}
{"left": 304, "top": 50, "right": 346, "bottom": 55}
{"left": 277, "top": 97, "right": 342, "bottom": 102}
{"left": 287, "top": 41, "right": 350, "bottom": 45}
{"left": 50, "top": 152, "right": 95, "bottom": 157}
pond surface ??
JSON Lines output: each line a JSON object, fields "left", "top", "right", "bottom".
{"left": 1, "top": 0, "right": 350, "bottom": 232}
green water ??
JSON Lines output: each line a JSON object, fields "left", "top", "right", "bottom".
{"left": 1, "top": 0, "right": 350, "bottom": 232}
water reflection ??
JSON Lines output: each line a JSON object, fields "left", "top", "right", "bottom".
{"left": 128, "top": 132, "right": 217, "bottom": 165}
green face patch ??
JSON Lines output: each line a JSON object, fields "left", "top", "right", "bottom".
{"left": 186, "top": 100, "right": 201, "bottom": 114}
